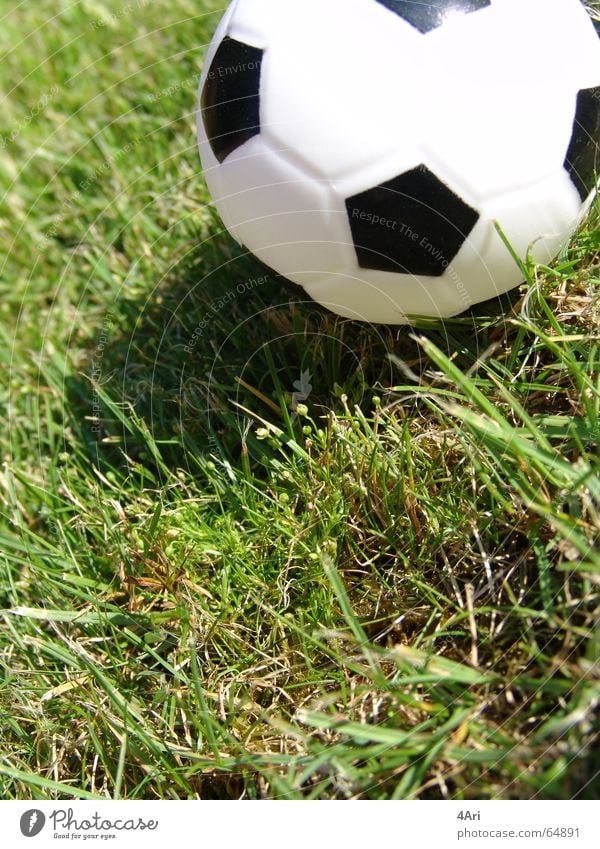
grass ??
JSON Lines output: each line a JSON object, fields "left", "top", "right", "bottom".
{"left": 0, "top": 0, "right": 599, "bottom": 800}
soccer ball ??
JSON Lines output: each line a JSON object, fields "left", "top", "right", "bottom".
{"left": 197, "top": 0, "right": 600, "bottom": 324}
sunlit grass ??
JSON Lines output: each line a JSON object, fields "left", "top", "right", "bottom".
{"left": 0, "top": 0, "right": 598, "bottom": 799}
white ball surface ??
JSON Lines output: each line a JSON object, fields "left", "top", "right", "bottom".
{"left": 198, "top": 0, "right": 600, "bottom": 324}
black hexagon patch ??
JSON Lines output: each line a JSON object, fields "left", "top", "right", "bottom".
{"left": 374, "top": 0, "right": 490, "bottom": 34}
{"left": 346, "top": 166, "right": 480, "bottom": 276}
{"left": 564, "top": 86, "right": 600, "bottom": 202}
{"left": 201, "top": 36, "right": 263, "bottom": 163}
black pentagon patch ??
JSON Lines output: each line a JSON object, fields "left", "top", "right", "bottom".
{"left": 346, "top": 166, "right": 480, "bottom": 277}
{"left": 201, "top": 36, "right": 263, "bottom": 163}
{"left": 375, "top": 0, "right": 490, "bottom": 34}
{"left": 564, "top": 86, "right": 600, "bottom": 201}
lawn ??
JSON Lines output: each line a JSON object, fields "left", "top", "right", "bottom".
{"left": 0, "top": 0, "right": 598, "bottom": 800}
